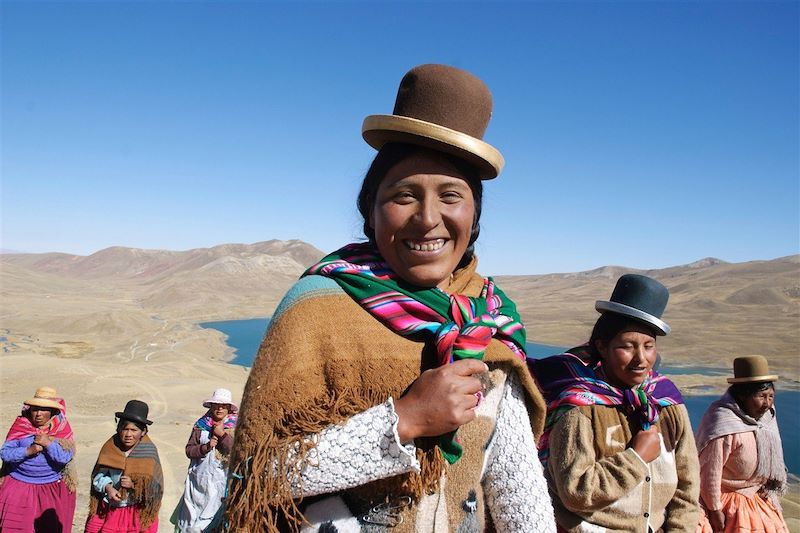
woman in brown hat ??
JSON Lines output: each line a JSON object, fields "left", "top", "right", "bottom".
{"left": 226, "top": 64, "right": 555, "bottom": 532}
{"left": 84, "top": 400, "right": 163, "bottom": 533}
{"left": 696, "top": 355, "right": 788, "bottom": 532}
{"left": 0, "top": 387, "right": 77, "bottom": 532}
{"left": 529, "top": 274, "right": 700, "bottom": 532}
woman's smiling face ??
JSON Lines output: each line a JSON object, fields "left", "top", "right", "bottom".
{"left": 596, "top": 323, "right": 658, "bottom": 389}
{"left": 370, "top": 150, "right": 476, "bottom": 289}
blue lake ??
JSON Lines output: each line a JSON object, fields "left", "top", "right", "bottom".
{"left": 201, "top": 318, "right": 799, "bottom": 474}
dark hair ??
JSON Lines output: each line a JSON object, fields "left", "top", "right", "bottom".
{"left": 356, "top": 143, "right": 483, "bottom": 270}
{"left": 116, "top": 418, "right": 148, "bottom": 433}
{"left": 587, "top": 313, "right": 658, "bottom": 360}
{"left": 730, "top": 381, "right": 775, "bottom": 402}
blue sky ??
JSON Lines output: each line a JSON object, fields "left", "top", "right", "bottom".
{"left": 2, "top": 1, "right": 798, "bottom": 275}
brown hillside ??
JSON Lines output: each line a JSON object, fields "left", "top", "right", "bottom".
{"left": 496, "top": 255, "right": 800, "bottom": 379}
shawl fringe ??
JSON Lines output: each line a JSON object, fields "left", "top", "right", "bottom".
{"left": 226, "top": 249, "right": 546, "bottom": 532}
{"left": 227, "top": 388, "right": 444, "bottom": 532}
{"left": 87, "top": 434, "right": 163, "bottom": 529}
{"left": 57, "top": 438, "right": 78, "bottom": 492}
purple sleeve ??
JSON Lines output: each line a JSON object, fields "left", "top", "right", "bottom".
{"left": 43, "top": 440, "right": 73, "bottom": 466}
{"left": 0, "top": 438, "right": 30, "bottom": 464}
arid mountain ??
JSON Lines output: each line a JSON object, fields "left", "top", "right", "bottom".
{"left": 1, "top": 239, "right": 322, "bottom": 281}
{"left": 2, "top": 244, "right": 799, "bottom": 529}
{"left": 2, "top": 244, "right": 798, "bottom": 377}
{"left": 496, "top": 255, "right": 800, "bottom": 377}
{"left": 1, "top": 240, "right": 325, "bottom": 320}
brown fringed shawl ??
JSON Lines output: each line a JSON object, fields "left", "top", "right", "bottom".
{"left": 226, "top": 258, "right": 546, "bottom": 532}
{"left": 88, "top": 434, "right": 164, "bottom": 528}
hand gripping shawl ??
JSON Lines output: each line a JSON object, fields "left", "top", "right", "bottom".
{"left": 695, "top": 390, "right": 787, "bottom": 505}
{"left": 195, "top": 411, "right": 237, "bottom": 463}
{"left": 528, "top": 345, "right": 683, "bottom": 467}
{"left": 88, "top": 434, "right": 164, "bottom": 529}
{"left": 226, "top": 243, "right": 546, "bottom": 532}
{"left": 305, "top": 242, "right": 526, "bottom": 463}
{"left": 1, "top": 399, "right": 77, "bottom": 491}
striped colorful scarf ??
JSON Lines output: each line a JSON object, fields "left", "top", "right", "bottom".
{"left": 6, "top": 401, "right": 74, "bottom": 441}
{"left": 528, "top": 345, "right": 683, "bottom": 466}
{"left": 195, "top": 411, "right": 238, "bottom": 432}
{"left": 2, "top": 400, "right": 78, "bottom": 491}
{"left": 304, "top": 242, "right": 526, "bottom": 463}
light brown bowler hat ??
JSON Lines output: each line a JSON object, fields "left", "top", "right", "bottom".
{"left": 362, "top": 64, "right": 504, "bottom": 180}
{"left": 24, "top": 386, "right": 64, "bottom": 411}
{"left": 727, "top": 355, "right": 779, "bottom": 384}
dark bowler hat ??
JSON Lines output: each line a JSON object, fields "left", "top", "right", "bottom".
{"left": 595, "top": 274, "right": 671, "bottom": 336}
{"left": 362, "top": 64, "right": 504, "bottom": 180}
{"left": 727, "top": 355, "right": 779, "bottom": 384}
{"left": 115, "top": 399, "right": 153, "bottom": 426}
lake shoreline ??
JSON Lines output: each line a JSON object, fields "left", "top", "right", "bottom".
{"left": 199, "top": 317, "right": 800, "bottom": 395}
{"left": 201, "top": 317, "right": 800, "bottom": 477}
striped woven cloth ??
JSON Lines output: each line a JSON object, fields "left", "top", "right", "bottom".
{"left": 304, "top": 242, "right": 527, "bottom": 463}
{"left": 528, "top": 346, "right": 683, "bottom": 466}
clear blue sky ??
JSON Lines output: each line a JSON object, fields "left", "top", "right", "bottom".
{"left": 2, "top": 1, "right": 798, "bottom": 275}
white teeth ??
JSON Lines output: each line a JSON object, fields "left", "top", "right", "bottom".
{"left": 405, "top": 239, "right": 445, "bottom": 251}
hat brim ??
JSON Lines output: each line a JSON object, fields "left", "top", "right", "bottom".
{"left": 203, "top": 400, "right": 239, "bottom": 413}
{"left": 362, "top": 115, "right": 504, "bottom": 180}
{"left": 24, "top": 398, "right": 63, "bottom": 411}
{"left": 595, "top": 300, "right": 671, "bottom": 336}
{"left": 727, "top": 375, "right": 779, "bottom": 384}
{"left": 115, "top": 412, "right": 153, "bottom": 425}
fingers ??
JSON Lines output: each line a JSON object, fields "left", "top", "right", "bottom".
{"left": 441, "top": 359, "right": 486, "bottom": 395}
{"left": 449, "top": 358, "right": 489, "bottom": 376}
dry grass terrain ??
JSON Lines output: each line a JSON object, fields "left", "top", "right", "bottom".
{"left": 497, "top": 255, "right": 800, "bottom": 391}
{"left": 1, "top": 242, "right": 798, "bottom": 531}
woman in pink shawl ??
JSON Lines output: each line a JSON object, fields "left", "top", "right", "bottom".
{"left": 696, "top": 355, "right": 788, "bottom": 533}
{"left": 0, "top": 386, "right": 77, "bottom": 532}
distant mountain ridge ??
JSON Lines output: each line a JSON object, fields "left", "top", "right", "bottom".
{"left": 1, "top": 240, "right": 324, "bottom": 281}
{"left": 2, "top": 243, "right": 798, "bottom": 376}
{"left": 494, "top": 254, "right": 799, "bottom": 374}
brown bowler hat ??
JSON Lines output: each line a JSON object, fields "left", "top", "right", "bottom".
{"left": 727, "top": 355, "right": 779, "bottom": 384}
{"left": 362, "top": 64, "right": 504, "bottom": 180}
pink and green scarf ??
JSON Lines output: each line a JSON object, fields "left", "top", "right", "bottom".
{"left": 304, "top": 242, "right": 526, "bottom": 463}
{"left": 195, "top": 411, "right": 238, "bottom": 433}
{"left": 528, "top": 344, "right": 683, "bottom": 466}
